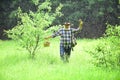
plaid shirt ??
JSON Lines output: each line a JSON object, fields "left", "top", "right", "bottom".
{"left": 52, "top": 28, "right": 80, "bottom": 47}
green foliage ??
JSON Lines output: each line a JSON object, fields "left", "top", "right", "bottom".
{"left": 105, "top": 24, "right": 120, "bottom": 67}
{"left": 0, "top": 0, "right": 119, "bottom": 39}
{"left": 105, "top": 24, "right": 120, "bottom": 37}
{"left": 86, "top": 24, "right": 120, "bottom": 68}
{"left": 31, "top": 0, "right": 39, "bottom": 5}
{"left": 5, "top": 1, "right": 63, "bottom": 58}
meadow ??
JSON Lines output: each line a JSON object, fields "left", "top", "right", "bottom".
{"left": 0, "top": 39, "right": 120, "bottom": 80}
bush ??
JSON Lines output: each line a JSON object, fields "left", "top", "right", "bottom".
{"left": 105, "top": 24, "right": 120, "bottom": 37}
{"left": 87, "top": 24, "right": 120, "bottom": 68}
{"left": 5, "top": 1, "right": 63, "bottom": 58}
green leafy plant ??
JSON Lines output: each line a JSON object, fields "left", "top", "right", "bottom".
{"left": 105, "top": 24, "right": 120, "bottom": 37}
{"left": 5, "top": 1, "right": 63, "bottom": 58}
{"left": 86, "top": 24, "right": 120, "bottom": 68}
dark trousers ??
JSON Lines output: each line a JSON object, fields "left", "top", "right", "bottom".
{"left": 60, "top": 46, "right": 72, "bottom": 62}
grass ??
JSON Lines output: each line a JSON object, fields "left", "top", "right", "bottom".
{"left": 0, "top": 39, "right": 120, "bottom": 80}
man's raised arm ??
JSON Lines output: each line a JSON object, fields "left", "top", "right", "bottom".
{"left": 79, "top": 19, "right": 83, "bottom": 30}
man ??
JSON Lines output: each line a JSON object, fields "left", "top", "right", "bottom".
{"left": 45, "top": 20, "right": 83, "bottom": 62}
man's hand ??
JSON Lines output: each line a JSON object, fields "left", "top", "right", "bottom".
{"left": 44, "top": 37, "right": 49, "bottom": 40}
{"left": 79, "top": 19, "right": 83, "bottom": 26}
{"left": 44, "top": 36, "right": 52, "bottom": 40}
{"left": 79, "top": 19, "right": 83, "bottom": 30}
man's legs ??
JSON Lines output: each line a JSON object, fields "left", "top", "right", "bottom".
{"left": 64, "top": 47, "right": 71, "bottom": 62}
{"left": 60, "top": 46, "right": 65, "bottom": 61}
{"left": 60, "top": 46, "right": 72, "bottom": 62}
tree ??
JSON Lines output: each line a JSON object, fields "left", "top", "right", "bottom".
{"left": 1, "top": 0, "right": 120, "bottom": 39}
{"left": 52, "top": 0, "right": 120, "bottom": 38}
{"left": 5, "top": 1, "right": 63, "bottom": 58}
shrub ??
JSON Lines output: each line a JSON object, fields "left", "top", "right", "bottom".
{"left": 87, "top": 24, "right": 120, "bottom": 68}
{"left": 105, "top": 24, "right": 120, "bottom": 37}
{"left": 5, "top": 1, "right": 63, "bottom": 58}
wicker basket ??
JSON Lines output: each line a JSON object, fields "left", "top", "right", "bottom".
{"left": 44, "top": 41, "right": 50, "bottom": 47}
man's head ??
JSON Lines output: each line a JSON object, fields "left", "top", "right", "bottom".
{"left": 64, "top": 22, "right": 70, "bottom": 29}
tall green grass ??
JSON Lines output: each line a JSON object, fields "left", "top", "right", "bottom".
{"left": 0, "top": 39, "right": 120, "bottom": 80}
